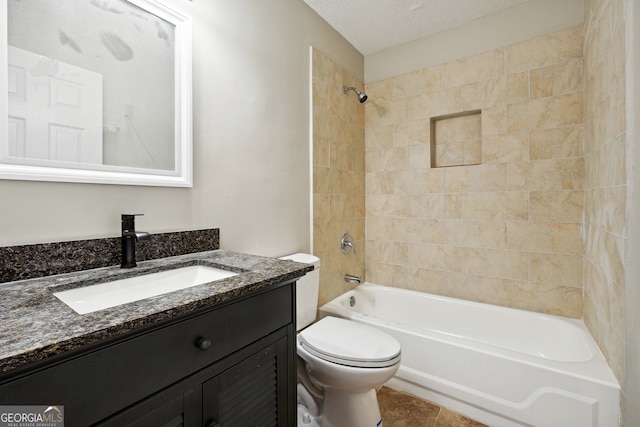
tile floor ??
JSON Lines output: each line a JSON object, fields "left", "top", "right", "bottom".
{"left": 377, "top": 386, "right": 489, "bottom": 427}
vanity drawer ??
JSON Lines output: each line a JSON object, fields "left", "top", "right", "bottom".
{"left": 0, "top": 283, "right": 293, "bottom": 426}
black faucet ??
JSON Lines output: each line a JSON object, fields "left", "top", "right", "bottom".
{"left": 121, "top": 214, "right": 151, "bottom": 268}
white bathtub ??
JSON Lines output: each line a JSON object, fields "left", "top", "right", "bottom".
{"left": 319, "top": 283, "right": 620, "bottom": 427}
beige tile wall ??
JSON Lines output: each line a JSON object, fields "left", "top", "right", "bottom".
{"left": 312, "top": 48, "right": 365, "bottom": 305}
{"left": 583, "top": 0, "right": 627, "bottom": 391}
{"left": 364, "top": 26, "right": 585, "bottom": 317}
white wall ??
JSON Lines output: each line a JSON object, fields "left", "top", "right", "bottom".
{"left": 365, "top": 0, "right": 585, "bottom": 83}
{"left": 0, "top": 0, "right": 363, "bottom": 258}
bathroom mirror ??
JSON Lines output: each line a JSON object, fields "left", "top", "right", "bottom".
{"left": 0, "top": 0, "right": 192, "bottom": 186}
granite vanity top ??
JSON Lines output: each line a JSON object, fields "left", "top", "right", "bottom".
{"left": 0, "top": 250, "right": 312, "bottom": 375}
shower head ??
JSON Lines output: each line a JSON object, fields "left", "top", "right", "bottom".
{"left": 343, "top": 86, "right": 368, "bottom": 103}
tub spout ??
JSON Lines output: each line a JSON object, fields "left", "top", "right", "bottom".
{"left": 344, "top": 274, "right": 362, "bottom": 284}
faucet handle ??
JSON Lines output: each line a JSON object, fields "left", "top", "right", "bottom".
{"left": 122, "top": 213, "right": 144, "bottom": 219}
{"left": 121, "top": 213, "right": 144, "bottom": 232}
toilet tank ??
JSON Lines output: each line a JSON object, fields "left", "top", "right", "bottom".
{"left": 279, "top": 253, "right": 320, "bottom": 330}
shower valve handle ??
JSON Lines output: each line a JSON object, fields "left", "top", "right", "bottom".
{"left": 341, "top": 233, "right": 355, "bottom": 255}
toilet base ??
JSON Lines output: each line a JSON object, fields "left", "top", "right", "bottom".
{"left": 322, "top": 388, "right": 383, "bottom": 427}
{"left": 298, "top": 403, "right": 322, "bottom": 427}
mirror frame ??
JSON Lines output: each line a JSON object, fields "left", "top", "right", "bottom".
{"left": 0, "top": 0, "right": 193, "bottom": 187}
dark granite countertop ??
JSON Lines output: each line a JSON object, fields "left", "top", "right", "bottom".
{"left": 0, "top": 250, "right": 312, "bottom": 375}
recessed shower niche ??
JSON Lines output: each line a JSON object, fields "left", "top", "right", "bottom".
{"left": 430, "top": 110, "right": 482, "bottom": 168}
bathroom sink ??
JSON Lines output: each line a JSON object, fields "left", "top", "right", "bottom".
{"left": 53, "top": 265, "right": 237, "bottom": 314}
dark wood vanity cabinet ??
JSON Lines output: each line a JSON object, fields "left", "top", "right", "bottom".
{"left": 0, "top": 281, "right": 297, "bottom": 427}
{"left": 103, "top": 329, "right": 290, "bottom": 427}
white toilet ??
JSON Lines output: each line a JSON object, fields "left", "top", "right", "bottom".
{"left": 280, "top": 253, "right": 401, "bottom": 427}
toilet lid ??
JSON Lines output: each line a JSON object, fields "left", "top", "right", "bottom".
{"left": 298, "top": 316, "right": 401, "bottom": 368}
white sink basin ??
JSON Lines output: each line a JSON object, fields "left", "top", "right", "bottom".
{"left": 53, "top": 265, "right": 238, "bottom": 314}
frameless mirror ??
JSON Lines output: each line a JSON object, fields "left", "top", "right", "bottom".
{"left": 0, "top": 0, "right": 192, "bottom": 186}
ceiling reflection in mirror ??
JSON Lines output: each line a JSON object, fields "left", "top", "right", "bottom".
{"left": 2, "top": 0, "right": 193, "bottom": 186}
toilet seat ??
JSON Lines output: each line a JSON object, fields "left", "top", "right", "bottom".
{"left": 298, "top": 316, "right": 401, "bottom": 368}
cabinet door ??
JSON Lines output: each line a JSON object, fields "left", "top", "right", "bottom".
{"left": 202, "top": 337, "right": 289, "bottom": 427}
{"left": 123, "top": 393, "right": 189, "bottom": 427}
{"left": 98, "top": 385, "right": 201, "bottom": 427}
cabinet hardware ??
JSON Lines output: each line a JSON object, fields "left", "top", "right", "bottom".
{"left": 197, "top": 337, "right": 212, "bottom": 351}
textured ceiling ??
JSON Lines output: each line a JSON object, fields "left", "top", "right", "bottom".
{"left": 302, "top": 0, "right": 529, "bottom": 55}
